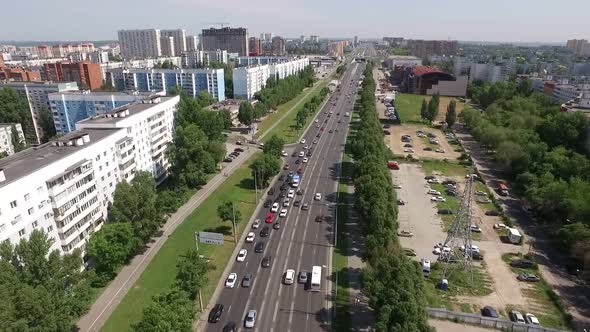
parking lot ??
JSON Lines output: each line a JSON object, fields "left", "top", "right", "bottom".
{"left": 386, "top": 124, "right": 461, "bottom": 161}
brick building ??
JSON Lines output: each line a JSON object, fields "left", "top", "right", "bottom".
{"left": 0, "top": 67, "right": 41, "bottom": 81}
{"left": 43, "top": 62, "right": 102, "bottom": 90}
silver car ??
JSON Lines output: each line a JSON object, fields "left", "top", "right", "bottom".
{"left": 245, "top": 309, "right": 257, "bottom": 328}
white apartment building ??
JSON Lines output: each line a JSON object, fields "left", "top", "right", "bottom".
{"left": 118, "top": 29, "right": 162, "bottom": 60}
{"left": 186, "top": 35, "right": 199, "bottom": 51}
{"left": 0, "top": 96, "right": 179, "bottom": 255}
{"left": 233, "top": 65, "right": 270, "bottom": 100}
{"left": 0, "top": 81, "right": 80, "bottom": 143}
{"left": 0, "top": 123, "right": 25, "bottom": 156}
{"left": 469, "top": 63, "right": 506, "bottom": 83}
{"left": 269, "top": 58, "right": 309, "bottom": 80}
{"left": 182, "top": 50, "right": 228, "bottom": 68}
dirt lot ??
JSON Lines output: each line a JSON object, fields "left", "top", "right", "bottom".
{"left": 386, "top": 124, "right": 461, "bottom": 161}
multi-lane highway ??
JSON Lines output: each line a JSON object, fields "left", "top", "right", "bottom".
{"left": 205, "top": 51, "right": 366, "bottom": 332}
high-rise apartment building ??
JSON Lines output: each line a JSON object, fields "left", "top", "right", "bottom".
{"left": 310, "top": 35, "right": 319, "bottom": 43}
{"left": 43, "top": 62, "right": 103, "bottom": 90}
{"left": 264, "top": 33, "right": 273, "bottom": 43}
{"left": 249, "top": 37, "right": 262, "bottom": 56}
{"left": 202, "top": 27, "right": 249, "bottom": 56}
{"left": 0, "top": 123, "right": 25, "bottom": 156}
{"left": 182, "top": 50, "right": 228, "bottom": 68}
{"left": 0, "top": 81, "right": 79, "bottom": 143}
{"left": 118, "top": 29, "right": 162, "bottom": 59}
{"left": 186, "top": 35, "right": 199, "bottom": 51}
{"left": 566, "top": 39, "right": 590, "bottom": 56}
{"left": 233, "top": 58, "right": 309, "bottom": 99}
{"left": 161, "top": 29, "right": 187, "bottom": 56}
{"left": 271, "top": 37, "right": 286, "bottom": 56}
{"left": 406, "top": 39, "right": 458, "bottom": 58}
{"left": 0, "top": 67, "right": 42, "bottom": 82}
{"left": 160, "top": 36, "right": 175, "bottom": 57}
{"left": 0, "top": 95, "right": 179, "bottom": 254}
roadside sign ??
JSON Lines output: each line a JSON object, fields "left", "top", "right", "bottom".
{"left": 198, "top": 231, "right": 224, "bottom": 246}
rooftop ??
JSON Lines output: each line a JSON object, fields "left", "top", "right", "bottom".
{"left": 0, "top": 128, "right": 122, "bottom": 188}
{"left": 412, "top": 66, "right": 447, "bottom": 77}
{"left": 76, "top": 96, "right": 175, "bottom": 125}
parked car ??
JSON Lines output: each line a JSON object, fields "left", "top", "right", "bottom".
{"left": 403, "top": 248, "right": 417, "bottom": 256}
{"left": 493, "top": 223, "right": 507, "bottom": 230}
{"left": 510, "top": 310, "right": 525, "bottom": 323}
{"left": 397, "top": 199, "right": 405, "bottom": 205}
{"left": 485, "top": 210, "right": 502, "bottom": 216}
{"left": 525, "top": 313, "right": 540, "bottom": 325}
{"left": 398, "top": 230, "right": 413, "bottom": 237}
{"left": 470, "top": 225, "right": 482, "bottom": 233}
{"left": 481, "top": 306, "right": 498, "bottom": 318}
{"left": 510, "top": 259, "right": 536, "bottom": 269}
{"left": 423, "top": 147, "right": 433, "bottom": 151}
{"left": 517, "top": 273, "right": 540, "bottom": 282}
{"left": 438, "top": 209, "right": 453, "bottom": 215}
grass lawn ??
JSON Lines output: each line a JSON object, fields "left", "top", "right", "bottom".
{"left": 101, "top": 156, "right": 260, "bottom": 332}
{"left": 424, "top": 262, "right": 493, "bottom": 308}
{"left": 420, "top": 160, "right": 470, "bottom": 177}
{"left": 262, "top": 79, "right": 330, "bottom": 144}
{"left": 395, "top": 94, "right": 426, "bottom": 123}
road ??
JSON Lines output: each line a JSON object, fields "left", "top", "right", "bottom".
{"left": 203, "top": 57, "right": 365, "bottom": 331}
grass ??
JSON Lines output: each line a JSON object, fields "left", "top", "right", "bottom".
{"left": 420, "top": 160, "right": 470, "bottom": 177}
{"left": 101, "top": 156, "right": 261, "bottom": 332}
{"left": 395, "top": 94, "right": 427, "bottom": 123}
{"left": 501, "top": 253, "right": 573, "bottom": 330}
{"left": 262, "top": 79, "right": 330, "bottom": 144}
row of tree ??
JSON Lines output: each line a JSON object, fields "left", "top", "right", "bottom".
{"left": 462, "top": 80, "right": 590, "bottom": 280}
{"left": 419, "top": 93, "right": 440, "bottom": 123}
{"left": 351, "top": 63, "right": 433, "bottom": 331}
{"left": 296, "top": 88, "right": 330, "bottom": 130}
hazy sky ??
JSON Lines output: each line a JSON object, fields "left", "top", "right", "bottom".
{"left": 1, "top": 0, "right": 589, "bottom": 42}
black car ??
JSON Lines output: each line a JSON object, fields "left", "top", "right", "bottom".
{"left": 262, "top": 255, "right": 272, "bottom": 268}
{"left": 329, "top": 129, "right": 334, "bottom": 133}
{"left": 224, "top": 157, "right": 233, "bottom": 162}
{"left": 234, "top": 148, "right": 245, "bottom": 152}
{"left": 242, "top": 273, "right": 253, "bottom": 288}
{"left": 268, "top": 188, "right": 275, "bottom": 195}
{"left": 295, "top": 159, "right": 301, "bottom": 164}
{"left": 264, "top": 200, "right": 272, "bottom": 208}
{"left": 438, "top": 209, "right": 453, "bottom": 215}
{"left": 424, "top": 175, "right": 436, "bottom": 180}
{"left": 315, "top": 215, "right": 323, "bottom": 222}
{"left": 297, "top": 189, "right": 305, "bottom": 195}
{"left": 306, "top": 151, "right": 312, "bottom": 157}
{"left": 403, "top": 143, "right": 413, "bottom": 148}
{"left": 273, "top": 221, "right": 281, "bottom": 230}
{"left": 280, "top": 184, "right": 288, "bottom": 191}
{"left": 292, "top": 152, "right": 298, "bottom": 157}
{"left": 279, "top": 174, "right": 285, "bottom": 181}
{"left": 383, "top": 130, "right": 391, "bottom": 135}
{"left": 423, "top": 147, "right": 433, "bottom": 151}
{"left": 255, "top": 241, "right": 265, "bottom": 253}
{"left": 260, "top": 226, "right": 270, "bottom": 237}
{"left": 223, "top": 322, "right": 237, "bottom": 332}
{"left": 481, "top": 306, "right": 498, "bottom": 318}
{"left": 383, "top": 124, "right": 391, "bottom": 129}
{"left": 316, "top": 133, "right": 321, "bottom": 138}
{"left": 294, "top": 200, "right": 301, "bottom": 207}
{"left": 485, "top": 210, "right": 502, "bottom": 216}
{"left": 279, "top": 192, "right": 286, "bottom": 198}
{"left": 208, "top": 304, "right": 224, "bottom": 323}
{"left": 446, "top": 190, "right": 458, "bottom": 197}
{"left": 442, "top": 179, "right": 457, "bottom": 185}
{"left": 510, "top": 259, "right": 536, "bottom": 269}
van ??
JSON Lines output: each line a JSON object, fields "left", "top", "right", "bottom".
{"left": 421, "top": 259, "right": 431, "bottom": 277}
{"left": 284, "top": 269, "right": 295, "bottom": 285}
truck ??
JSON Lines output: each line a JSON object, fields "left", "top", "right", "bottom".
{"left": 507, "top": 227, "right": 522, "bottom": 244}
{"left": 498, "top": 183, "right": 509, "bottom": 196}
{"left": 387, "top": 161, "right": 399, "bottom": 170}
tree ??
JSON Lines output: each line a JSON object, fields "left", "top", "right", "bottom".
{"left": 169, "top": 85, "right": 183, "bottom": 96}
{"left": 263, "top": 134, "right": 285, "bottom": 157}
{"left": 238, "top": 102, "right": 254, "bottom": 126}
{"left": 97, "top": 82, "right": 116, "bottom": 92}
{"left": 0, "top": 87, "right": 36, "bottom": 142}
{"left": 420, "top": 99, "right": 428, "bottom": 121}
{"left": 38, "top": 109, "right": 56, "bottom": 142}
{"left": 217, "top": 200, "right": 242, "bottom": 224}
{"left": 446, "top": 103, "right": 460, "bottom": 126}
{"left": 219, "top": 109, "right": 233, "bottom": 129}
{"left": 253, "top": 102, "right": 268, "bottom": 120}
{"left": 168, "top": 124, "right": 215, "bottom": 188}
{"left": 87, "top": 223, "right": 140, "bottom": 276}
{"left": 156, "top": 189, "right": 185, "bottom": 215}
{"left": 175, "top": 249, "right": 215, "bottom": 299}
{"left": 426, "top": 93, "right": 440, "bottom": 123}
{"left": 10, "top": 124, "right": 25, "bottom": 152}
{"left": 250, "top": 154, "right": 281, "bottom": 189}
{"left": 132, "top": 289, "right": 194, "bottom": 332}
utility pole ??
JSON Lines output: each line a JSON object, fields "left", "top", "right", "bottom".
{"left": 194, "top": 231, "right": 199, "bottom": 253}
{"left": 198, "top": 289, "right": 203, "bottom": 312}
{"left": 254, "top": 169, "right": 258, "bottom": 203}
{"left": 232, "top": 202, "right": 237, "bottom": 243}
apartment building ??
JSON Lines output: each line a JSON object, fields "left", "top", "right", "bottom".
{"left": 160, "top": 36, "right": 175, "bottom": 57}
{"left": 469, "top": 63, "right": 507, "bottom": 83}
{"left": 249, "top": 37, "right": 262, "bottom": 56}
{"left": 0, "top": 67, "right": 41, "bottom": 82}
{"left": 43, "top": 62, "right": 103, "bottom": 90}
{"left": 182, "top": 50, "right": 228, "bottom": 68}
{"left": 407, "top": 39, "right": 458, "bottom": 58}
{"left": 271, "top": 36, "right": 286, "bottom": 56}
{"left": 161, "top": 29, "right": 187, "bottom": 56}
{"left": 566, "top": 39, "right": 590, "bottom": 56}
{"left": 233, "top": 58, "right": 309, "bottom": 99}
{"left": 109, "top": 68, "right": 225, "bottom": 101}
{"left": 269, "top": 58, "right": 309, "bottom": 80}
{"left": 0, "top": 123, "right": 25, "bottom": 156}
{"left": 118, "top": 29, "right": 162, "bottom": 59}
{"left": 48, "top": 90, "right": 155, "bottom": 134}
{"left": 236, "top": 56, "right": 289, "bottom": 67}
{"left": 0, "top": 81, "right": 79, "bottom": 142}
{"left": 0, "top": 96, "right": 179, "bottom": 255}
{"left": 186, "top": 35, "right": 199, "bottom": 52}
{"left": 202, "top": 27, "right": 249, "bottom": 56}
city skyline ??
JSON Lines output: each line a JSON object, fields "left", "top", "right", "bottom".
{"left": 1, "top": 0, "right": 589, "bottom": 42}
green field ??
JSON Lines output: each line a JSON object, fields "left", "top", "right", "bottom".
{"left": 395, "top": 94, "right": 427, "bottom": 122}
{"left": 101, "top": 156, "right": 260, "bottom": 332}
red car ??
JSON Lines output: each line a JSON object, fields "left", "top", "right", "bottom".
{"left": 320, "top": 127, "right": 325, "bottom": 131}
{"left": 265, "top": 213, "right": 275, "bottom": 223}
{"left": 297, "top": 168, "right": 304, "bottom": 175}
{"left": 283, "top": 164, "right": 290, "bottom": 170}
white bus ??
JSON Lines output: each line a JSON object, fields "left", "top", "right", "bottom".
{"left": 310, "top": 266, "right": 321, "bottom": 292}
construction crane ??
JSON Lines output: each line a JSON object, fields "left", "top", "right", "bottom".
{"left": 207, "top": 22, "right": 231, "bottom": 28}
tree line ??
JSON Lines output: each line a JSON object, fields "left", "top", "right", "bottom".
{"left": 351, "top": 63, "right": 433, "bottom": 331}
{"left": 463, "top": 79, "right": 590, "bottom": 280}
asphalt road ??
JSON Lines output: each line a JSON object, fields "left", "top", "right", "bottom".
{"left": 204, "top": 55, "right": 365, "bottom": 332}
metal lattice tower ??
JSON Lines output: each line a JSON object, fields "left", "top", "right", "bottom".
{"left": 439, "top": 173, "right": 475, "bottom": 284}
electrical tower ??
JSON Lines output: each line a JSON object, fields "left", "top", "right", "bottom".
{"left": 438, "top": 173, "right": 476, "bottom": 285}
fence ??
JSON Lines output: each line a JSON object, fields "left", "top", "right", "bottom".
{"left": 427, "top": 308, "right": 564, "bottom": 332}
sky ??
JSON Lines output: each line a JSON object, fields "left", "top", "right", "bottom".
{"left": 1, "top": 0, "right": 589, "bottom": 43}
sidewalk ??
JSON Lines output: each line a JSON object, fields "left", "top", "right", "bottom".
{"left": 77, "top": 148, "right": 257, "bottom": 332}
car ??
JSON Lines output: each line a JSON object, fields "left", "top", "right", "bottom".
{"left": 295, "top": 159, "right": 301, "bottom": 164}
{"left": 297, "top": 188, "right": 305, "bottom": 195}
{"left": 493, "top": 223, "right": 507, "bottom": 230}
{"left": 236, "top": 249, "right": 247, "bottom": 262}
{"left": 298, "top": 271, "right": 308, "bottom": 284}
{"left": 438, "top": 209, "right": 454, "bottom": 215}
{"left": 244, "top": 309, "right": 257, "bottom": 328}
{"left": 279, "top": 191, "right": 286, "bottom": 198}
{"left": 306, "top": 151, "right": 312, "bottom": 157}
{"left": 284, "top": 269, "right": 295, "bottom": 285}
{"left": 517, "top": 273, "right": 540, "bottom": 282}
{"left": 281, "top": 150, "right": 288, "bottom": 157}
{"left": 292, "top": 151, "right": 298, "bottom": 157}
{"left": 320, "top": 127, "right": 325, "bottom": 131}
{"left": 316, "top": 133, "right": 321, "bottom": 138}
{"left": 236, "top": 141, "right": 242, "bottom": 145}
{"left": 242, "top": 273, "right": 253, "bottom": 288}
{"left": 435, "top": 148, "right": 445, "bottom": 153}
{"left": 446, "top": 190, "right": 458, "bottom": 197}
{"left": 268, "top": 187, "right": 275, "bottom": 195}
{"left": 427, "top": 178, "right": 441, "bottom": 184}
{"left": 475, "top": 190, "right": 487, "bottom": 196}
{"left": 304, "top": 145, "right": 309, "bottom": 150}
{"left": 481, "top": 306, "right": 498, "bottom": 318}
{"left": 315, "top": 119, "right": 319, "bottom": 123}
{"left": 297, "top": 168, "right": 304, "bottom": 175}
{"left": 403, "top": 248, "right": 417, "bottom": 256}
{"left": 255, "top": 241, "right": 265, "bottom": 253}
{"left": 225, "top": 273, "right": 237, "bottom": 288}
{"left": 423, "top": 147, "right": 433, "bottom": 151}
{"left": 525, "top": 313, "right": 540, "bottom": 325}
{"left": 273, "top": 221, "right": 281, "bottom": 230}
{"left": 299, "top": 151, "right": 305, "bottom": 157}
{"left": 293, "top": 200, "right": 301, "bottom": 207}
{"left": 403, "top": 148, "right": 414, "bottom": 153}
{"left": 397, "top": 199, "right": 405, "bottom": 205}
{"left": 235, "top": 147, "right": 245, "bottom": 153}
{"left": 208, "top": 303, "right": 224, "bottom": 323}
{"left": 302, "top": 157, "right": 308, "bottom": 163}
{"left": 265, "top": 213, "right": 275, "bottom": 223}
{"left": 427, "top": 189, "right": 441, "bottom": 195}
{"left": 403, "top": 143, "right": 413, "bottom": 148}
{"left": 279, "top": 208, "right": 288, "bottom": 217}
{"left": 262, "top": 255, "right": 272, "bottom": 268}
{"left": 283, "top": 164, "right": 290, "bottom": 170}
{"left": 313, "top": 139, "right": 318, "bottom": 144}
{"left": 223, "top": 321, "right": 237, "bottom": 332}
{"left": 264, "top": 200, "right": 272, "bottom": 208}
{"left": 511, "top": 259, "right": 536, "bottom": 269}
{"left": 431, "top": 196, "right": 446, "bottom": 202}
{"left": 393, "top": 184, "right": 402, "bottom": 189}
{"left": 245, "top": 232, "right": 255, "bottom": 243}
{"left": 300, "top": 139, "right": 306, "bottom": 144}
{"left": 315, "top": 215, "right": 323, "bottom": 222}
{"left": 460, "top": 244, "right": 480, "bottom": 253}
{"left": 280, "top": 183, "right": 288, "bottom": 191}
{"left": 302, "top": 202, "right": 310, "bottom": 210}
{"left": 260, "top": 226, "right": 270, "bottom": 237}
{"left": 510, "top": 310, "right": 526, "bottom": 323}
{"left": 329, "top": 129, "right": 334, "bottom": 133}
{"left": 283, "top": 199, "right": 290, "bottom": 207}
{"left": 224, "top": 157, "right": 233, "bottom": 162}
{"left": 271, "top": 202, "right": 279, "bottom": 212}
{"left": 398, "top": 230, "right": 413, "bottom": 237}
{"left": 287, "top": 189, "right": 295, "bottom": 198}
{"left": 470, "top": 225, "right": 482, "bottom": 233}
{"left": 314, "top": 193, "right": 322, "bottom": 200}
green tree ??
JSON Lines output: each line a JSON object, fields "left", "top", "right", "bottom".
{"left": 219, "top": 109, "right": 233, "bottom": 129}
{"left": 168, "top": 124, "right": 215, "bottom": 188}
{"left": 250, "top": 153, "right": 281, "bottom": 189}
{"left": 169, "top": 85, "right": 183, "bottom": 96}
{"left": 253, "top": 102, "right": 268, "bottom": 120}
{"left": 87, "top": 223, "right": 140, "bottom": 276}
{"left": 238, "top": 102, "right": 254, "bottom": 126}
{"left": 263, "top": 134, "right": 285, "bottom": 157}
{"left": 217, "top": 200, "right": 242, "bottom": 223}
{"left": 38, "top": 108, "right": 56, "bottom": 142}
{"left": 420, "top": 99, "right": 428, "bottom": 121}
{"left": 131, "top": 289, "right": 194, "bottom": 332}
{"left": 445, "top": 100, "right": 457, "bottom": 126}
{"left": 0, "top": 87, "right": 36, "bottom": 142}
{"left": 175, "top": 249, "right": 215, "bottom": 300}
{"left": 97, "top": 82, "right": 116, "bottom": 92}
{"left": 10, "top": 124, "right": 25, "bottom": 152}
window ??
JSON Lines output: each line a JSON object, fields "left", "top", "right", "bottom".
{"left": 99, "top": 165, "right": 102, "bottom": 171}
{"left": 32, "top": 221, "right": 38, "bottom": 228}
{"left": 28, "top": 207, "right": 34, "bottom": 215}
{"left": 10, "top": 200, "right": 17, "bottom": 208}
{"left": 0, "top": 224, "right": 5, "bottom": 232}
{"left": 37, "top": 186, "right": 43, "bottom": 194}
{"left": 24, "top": 193, "right": 31, "bottom": 201}
{"left": 47, "top": 225, "right": 53, "bottom": 232}
{"left": 109, "top": 182, "right": 113, "bottom": 187}
{"left": 103, "top": 151, "right": 107, "bottom": 156}
{"left": 18, "top": 229, "right": 26, "bottom": 237}
{"left": 106, "top": 161, "right": 109, "bottom": 167}
{"left": 44, "top": 212, "right": 51, "bottom": 220}
{"left": 15, "top": 215, "right": 22, "bottom": 222}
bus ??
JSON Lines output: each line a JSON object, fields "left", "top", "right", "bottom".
{"left": 310, "top": 266, "right": 321, "bottom": 292}
{"left": 292, "top": 175, "right": 300, "bottom": 188}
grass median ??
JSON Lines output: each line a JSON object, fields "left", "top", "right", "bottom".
{"left": 101, "top": 155, "right": 260, "bottom": 332}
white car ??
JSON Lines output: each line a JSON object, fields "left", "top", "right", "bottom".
{"left": 427, "top": 189, "right": 441, "bottom": 195}
{"left": 252, "top": 219, "right": 261, "bottom": 229}
{"left": 246, "top": 232, "right": 255, "bottom": 243}
{"left": 299, "top": 151, "right": 305, "bottom": 157}
{"left": 283, "top": 199, "right": 290, "bottom": 207}
{"left": 279, "top": 208, "right": 288, "bottom": 217}
{"left": 287, "top": 189, "right": 295, "bottom": 198}
{"left": 225, "top": 273, "right": 237, "bottom": 288}
{"left": 316, "top": 124, "right": 320, "bottom": 128}
{"left": 493, "top": 223, "right": 507, "bottom": 230}
{"left": 302, "top": 157, "right": 308, "bottom": 163}
{"left": 427, "top": 178, "right": 441, "bottom": 184}
{"left": 431, "top": 196, "right": 446, "bottom": 202}
{"left": 435, "top": 148, "right": 445, "bottom": 153}
{"left": 281, "top": 150, "right": 288, "bottom": 157}
{"left": 236, "top": 249, "right": 247, "bottom": 262}
{"left": 393, "top": 184, "right": 402, "bottom": 189}
{"left": 245, "top": 310, "right": 257, "bottom": 328}
{"left": 460, "top": 245, "right": 480, "bottom": 253}
{"left": 313, "top": 139, "right": 318, "bottom": 144}
{"left": 314, "top": 193, "right": 322, "bottom": 201}
{"left": 271, "top": 202, "right": 280, "bottom": 212}
{"left": 300, "top": 139, "right": 306, "bottom": 144}
{"left": 315, "top": 119, "right": 319, "bottom": 123}
{"left": 303, "top": 145, "right": 309, "bottom": 150}
{"left": 525, "top": 313, "right": 540, "bottom": 325}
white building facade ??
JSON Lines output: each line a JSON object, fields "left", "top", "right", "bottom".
{"left": 118, "top": 29, "right": 162, "bottom": 59}
{"left": 233, "top": 65, "right": 271, "bottom": 100}
{"left": 0, "top": 123, "right": 25, "bottom": 156}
